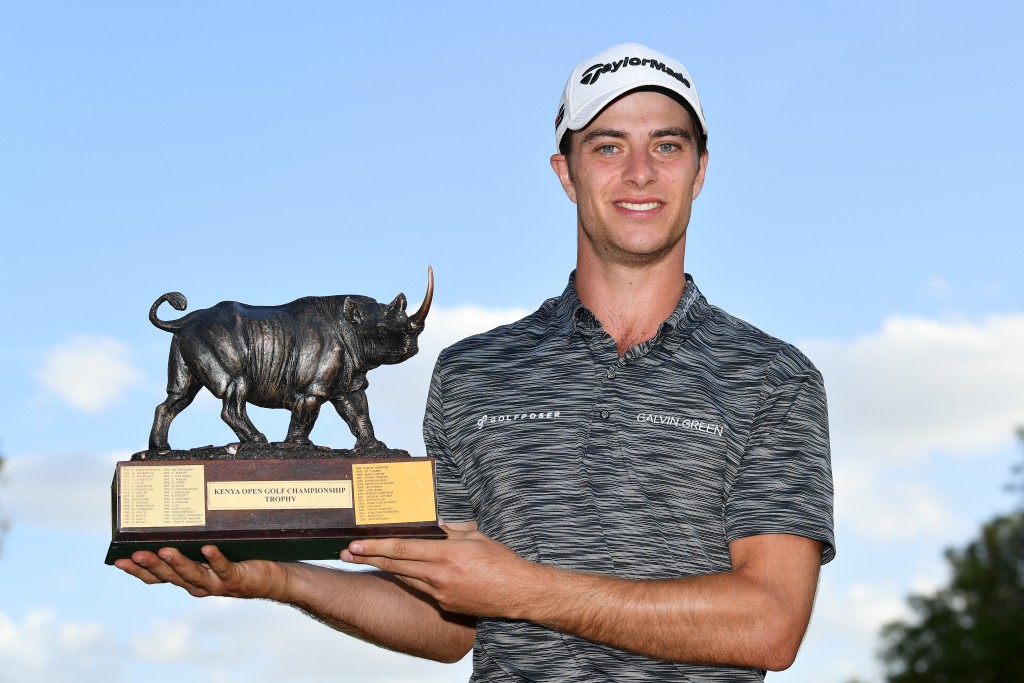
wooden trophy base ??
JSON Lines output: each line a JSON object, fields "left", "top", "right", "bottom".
{"left": 104, "top": 455, "right": 445, "bottom": 564}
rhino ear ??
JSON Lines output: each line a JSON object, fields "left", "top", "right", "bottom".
{"left": 389, "top": 293, "right": 408, "bottom": 314}
{"left": 343, "top": 297, "right": 361, "bottom": 322}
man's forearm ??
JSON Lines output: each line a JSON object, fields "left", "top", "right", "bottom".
{"left": 517, "top": 566, "right": 802, "bottom": 669}
{"left": 343, "top": 530, "right": 821, "bottom": 671}
{"left": 512, "top": 535, "right": 821, "bottom": 671}
{"left": 280, "top": 562, "right": 476, "bottom": 663}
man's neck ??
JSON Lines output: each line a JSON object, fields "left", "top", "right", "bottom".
{"left": 574, "top": 253, "right": 687, "bottom": 356}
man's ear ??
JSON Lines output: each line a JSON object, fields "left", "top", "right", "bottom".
{"left": 691, "top": 149, "right": 709, "bottom": 200}
{"left": 550, "top": 153, "right": 578, "bottom": 204}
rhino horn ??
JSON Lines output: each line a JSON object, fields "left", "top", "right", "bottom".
{"left": 410, "top": 265, "right": 434, "bottom": 328}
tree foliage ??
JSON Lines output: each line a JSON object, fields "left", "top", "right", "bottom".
{"left": 879, "top": 431, "right": 1024, "bottom": 682}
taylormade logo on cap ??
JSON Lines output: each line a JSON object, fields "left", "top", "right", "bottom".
{"left": 554, "top": 42, "right": 707, "bottom": 152}
{"left": 578, "top": 56, "right": 692, "bottom": 88}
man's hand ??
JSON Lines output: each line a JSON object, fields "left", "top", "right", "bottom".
{"left": 113, "top": 546, "right": 290, "bottom": 601}
{"left": 342, "top": 525, "right": 545, "bottom": 619}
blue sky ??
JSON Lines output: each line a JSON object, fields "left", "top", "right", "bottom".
{"left": 1, "top": 2, "right": 1022, "bottom": 681}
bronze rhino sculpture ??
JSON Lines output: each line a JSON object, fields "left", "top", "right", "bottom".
{"left": 147, "top": 267, "right": 433, "bottom": 452}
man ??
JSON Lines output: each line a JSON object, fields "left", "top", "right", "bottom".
{"left": 116, "top": 43, "right": 835, "bottom": 681}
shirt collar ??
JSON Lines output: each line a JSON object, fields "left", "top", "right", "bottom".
{"left": 549, "top": 271, "right": 710, "bottom": 346}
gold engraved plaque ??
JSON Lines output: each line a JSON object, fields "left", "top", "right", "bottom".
{"left": 119, "top": 464, "right": 205, "bottom": 528}
{"left": 353, "top": 461, "right": 437, "bottom": 525}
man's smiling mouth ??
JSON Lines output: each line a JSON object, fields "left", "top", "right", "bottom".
{"left": 616, "top": 201, "right": 662, "bottom": 211}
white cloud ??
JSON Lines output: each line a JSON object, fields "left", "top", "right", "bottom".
{"left": 801, "top": 313, "right": 1024, "bottom": 462}
{"left": 832, "top": 463, "right": 962, "bottom": 540}
{"left": 36, "top": 336, "right": 141, "bottom": 413}
{"left": 816, "top": 578, "right": 910, "bottom": 643}
{"left": 130, "top": 618, "right": 208, "bottom": 662}
{"left": 181, "top": 599, "right": 472, "bottom": 683}
{"left": 0, "top": 601, "right": 469, "bottom": 683}
{"left": 801, "top": 313, "right": 1024, "bottom": 544}
{"left": 0, "top": 608, "right": 120, "bottom": 683}
{"left": 416, "top": 305, "right": 532, "bottom": 355}
{"left": 791, "top": 579, "right": 907, "bottom": 683}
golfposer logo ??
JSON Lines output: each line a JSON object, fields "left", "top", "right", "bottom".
{"left": 476, "top": 411, "right": 562, "bottom": 429}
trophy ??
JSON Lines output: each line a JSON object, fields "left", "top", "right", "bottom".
{"left": 104, "top": 267, "right": 444, "bottom": 564}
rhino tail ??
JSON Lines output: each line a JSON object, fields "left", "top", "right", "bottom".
{"left": 149, "top": 292, "right": 189, "bottom": 332}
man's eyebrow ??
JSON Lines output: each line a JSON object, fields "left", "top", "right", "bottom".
{"left": 651, "top": 127, "right": 693, "bottom": 141}
{"left": 580, "top": 128, "right": 629, "bottom": 144}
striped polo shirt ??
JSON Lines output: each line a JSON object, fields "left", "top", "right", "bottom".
{"left": 423, "top": 273, "right": 835, "bottom": 682}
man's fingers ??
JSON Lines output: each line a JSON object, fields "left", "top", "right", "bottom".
{"left": 199, "top": 545, "right": 236, "bottom": 578}
{"left": 343, "top": 540, "right": 431, "bottom": 580}
{"left": 351, "top": 551, "right": 415, "bottom": 577}
{"left": 344, "top": 532, "right": 486, "bottom": 580}
{"left": 349, "top": 537, "right": 450, "bottom": 562}
{"left": 113, "top": 554, "right": 164, "bottom": 584}
{"left": 114, "top": 546, "right": 283, "bottom": 601}
{"left": 347, "top": 539, "right": 404, "bottom": 559}
{"left": 112, "top": 549, "right": 213, "bottom": 596}
{"left": 150, "top": 548, "right": 218, "bottom": 596}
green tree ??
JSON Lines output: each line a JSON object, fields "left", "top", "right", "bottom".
{"left": 878, "top": 430, "right": 1024, "bottom": 682}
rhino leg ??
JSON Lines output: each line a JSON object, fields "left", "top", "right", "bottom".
{"left": 285, "top": 394, "right": 324, "bottom": 445}
{"left": 220, "top": 377, "right": 266, "bottom": 443}
{"left": 149, "top": 342, "right": 202, "bottom": 450}
{"left": 330, "top": 391, "right": 385, "bottom": 451}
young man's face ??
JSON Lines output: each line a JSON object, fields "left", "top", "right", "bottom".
{"left": 551, "top": 90, "right": 708, "bottom": 268}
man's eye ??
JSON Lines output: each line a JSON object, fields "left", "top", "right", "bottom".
{"left": 597, "top": 144, "right": 617, "bottom": 154}
{"left": 656, "top": 142, "right": 678, "bottom": 153}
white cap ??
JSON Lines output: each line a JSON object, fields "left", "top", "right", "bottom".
{"left": 554, "top": 42, "right": 707, "bottom": 152}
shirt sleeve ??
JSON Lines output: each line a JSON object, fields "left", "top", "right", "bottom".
{"left": 422, "top": 353, "right": 476, "bottom": 523}
{"left": 724, "top": 349, "right": 836, "bottom": 564}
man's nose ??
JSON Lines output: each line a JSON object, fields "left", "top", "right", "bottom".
{"left": 622, "top": 149, "right": 657, "bottom": 186}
